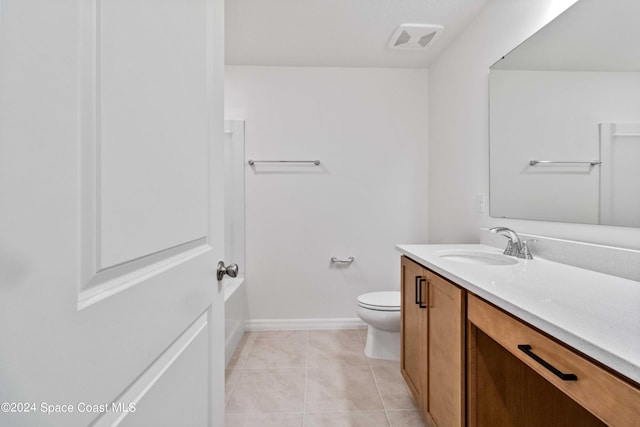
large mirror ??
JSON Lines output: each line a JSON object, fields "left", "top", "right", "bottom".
{"left": 489, "top": 0, "right": 640, "bottom": 227}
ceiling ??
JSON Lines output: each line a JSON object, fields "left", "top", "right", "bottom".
{"left": 493, "top": 0, "right": 640, "bottom": 72}
{"left": 225, "top": 0, "right": 487, "bottom": 68}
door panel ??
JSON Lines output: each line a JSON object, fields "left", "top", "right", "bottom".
{"left": 428, "top": 273, "right": 465, "bottom": 427}
{"left": 0, "top": 0, "right": 225, "bottom": 426}
{"left": 106, "top": 314, "right": 210, "bottom": 427}
{"left": 99, "top": 0, "right": 210, "bottom": 268}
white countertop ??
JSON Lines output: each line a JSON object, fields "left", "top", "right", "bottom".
{"left": 396, "top": 244, "right": 640, "bottom": 385}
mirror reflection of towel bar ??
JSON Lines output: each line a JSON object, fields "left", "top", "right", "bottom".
{"left": 248, "top": 160, "right": 320, "bottom": 166}
{"left": 529, "top": 160, "right": 601, "bottom": 166}
{"left": 331, "top": 256, "right": 354, "bottom": 264}
{"left": 612, "top": 133, "right": 640, "bottom": 137}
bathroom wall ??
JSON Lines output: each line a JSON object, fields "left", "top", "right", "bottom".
{"left": 427, "top": 0, "right": 640, "bottom": 250}
{"left": 225, "top": 66, "right": 429, "bottom": 322}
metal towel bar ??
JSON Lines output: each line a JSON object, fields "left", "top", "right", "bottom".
{"left": 331, "top": 256, "right": 355, "bottom": 264}
{"left": 248, "top": 160, "right": 320, "bottom": 166}
{"left": 529, "top": 160, "right": 601, "bottom": 166}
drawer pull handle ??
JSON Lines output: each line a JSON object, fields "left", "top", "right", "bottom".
{"left": 518, "top": 344, "right": 578, "bottom": 381}
{"left": 418, "top": 278, "right": 427, "bottom": 309}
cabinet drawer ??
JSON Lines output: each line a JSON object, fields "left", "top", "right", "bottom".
{"left": 468, "top": 294, "right": 640, "bottom": 427}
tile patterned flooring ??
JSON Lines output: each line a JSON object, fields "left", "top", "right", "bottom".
{"left": 225, "top": 329, "right": 425, "bottom": 427}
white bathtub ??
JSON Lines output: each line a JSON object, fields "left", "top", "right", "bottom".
{"left": 224, "top": 275, "right": 247, "bottom": 366}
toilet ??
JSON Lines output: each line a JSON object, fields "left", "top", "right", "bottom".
{"left": 356, "top": 291, "right": 401, "bottom": 360}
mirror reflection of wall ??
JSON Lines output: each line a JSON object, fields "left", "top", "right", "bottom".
{"left": 489, "top": 0, "right": 640, "bottom": 227}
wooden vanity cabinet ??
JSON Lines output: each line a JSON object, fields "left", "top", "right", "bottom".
{"left": 467, "top": 294, "right": 640, "bottom": 427}
{"left": 428, "top": 272, "right": 465, "bottom": 427}
{"left": 400, "top": 256, "right": 428, "bottom": 406}
{"left": 400, "top": 256, "right": 465, "bottom": 427}
{"left": 400, "top": 254, "right": 640, "bottom": 427}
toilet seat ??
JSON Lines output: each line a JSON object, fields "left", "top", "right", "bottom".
{"left": 357, "top": 291, "right": 400, "bottom": 312}
{"left": 356, "top": 291, "right": 401, "bottom": 360}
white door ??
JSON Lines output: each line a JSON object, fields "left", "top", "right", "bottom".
{"left": 0, "top": 0, "right": 225, "bottom": 426}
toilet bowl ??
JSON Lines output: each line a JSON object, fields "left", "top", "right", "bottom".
{"left": 356, "top": 291, "right": 401, "bottom": 360}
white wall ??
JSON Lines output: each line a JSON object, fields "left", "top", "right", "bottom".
{"left": 225, "top": 66, "right": 428, "bottom": 321}
{"left": 224, "top": 121, "right": 246, "bottom": 273}
{"left": 428, "top": 0, "right": 640, "bottom": 250}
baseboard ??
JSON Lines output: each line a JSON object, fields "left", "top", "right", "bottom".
{"left": 245, "top": 317, "right": 366, "bottom": 331}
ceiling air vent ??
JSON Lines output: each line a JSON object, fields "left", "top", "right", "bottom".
{"left": 388, "top": 24, "right": 443, "bottom": 50}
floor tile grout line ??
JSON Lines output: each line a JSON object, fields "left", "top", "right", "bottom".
{"left": 233, "top": 367, "right": 308, "bottom": 371}
{"left": 238, "top": 331, "right": 257, "bottom": 369}
{"left": 224, "top": 331, "right": 259, "bottom": 413}
{"left": 224, "top": 369, "right": 240, "bottom": 408}
{"left": 234, "top": 366, "right": 307, "bottom": 371}
{"left": 233, "top": 412, "right": 307, "bottom": 414}
{"left": 303, "top": 330, "right": 309, "bottom": 427}
{"left": 304, "top": 409, "right": 393, "bottom": 414}
{"left": 224, "top": 332, "right": 252, "bottom": 408}
{"left": 363, "top": 329, "right": 393, "bottom": 427}
{"left": 371, "top": 366, "right": 393, "bottom": 426}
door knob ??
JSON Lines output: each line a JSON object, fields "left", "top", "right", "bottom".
{"left": 217, "top": 261, "right": 238, "bottom": 281}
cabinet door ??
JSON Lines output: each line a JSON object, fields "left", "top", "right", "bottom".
{"left": 401, "top": 256, "right": 428, "bottom": 404}
{"left": 428, "top": 272, "right": 466, "bottom": 427}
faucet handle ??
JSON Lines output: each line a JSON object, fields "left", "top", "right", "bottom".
{"left": 517, "top": 239, "right": 537, "bottom": 260}
{"left": 502, "top": 239, "right": 517, "bottom": 256}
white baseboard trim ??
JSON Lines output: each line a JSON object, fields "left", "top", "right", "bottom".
{"left": 245, "top": 318, "right": 366, "bottom": 331}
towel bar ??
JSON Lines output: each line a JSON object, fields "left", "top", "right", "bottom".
{"left": 529, "top": 160, "right": 601, "bottom": 166}
{"left": 331, "top": 256, "right": 355, "bottom": 264}
{"left": 248, "top": 160, "right": 320, "bottom": 166}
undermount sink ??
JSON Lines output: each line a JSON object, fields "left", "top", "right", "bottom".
{"left": 436, "top": 249, "right": 518, "bottom": 266}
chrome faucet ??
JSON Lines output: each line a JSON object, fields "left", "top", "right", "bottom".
{"left": 489, "top": 227, "right": 533, "bottom": 259}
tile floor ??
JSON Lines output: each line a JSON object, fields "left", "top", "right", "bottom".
{"left": 225, "top": 328, "right": 426, "bottom": 427}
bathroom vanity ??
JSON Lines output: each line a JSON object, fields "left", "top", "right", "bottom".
{"left": 400, "top": 256, "right": 465, "bottom": 427}
{"left": 397, "top": 245, "right": 640, "bottom": 427}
